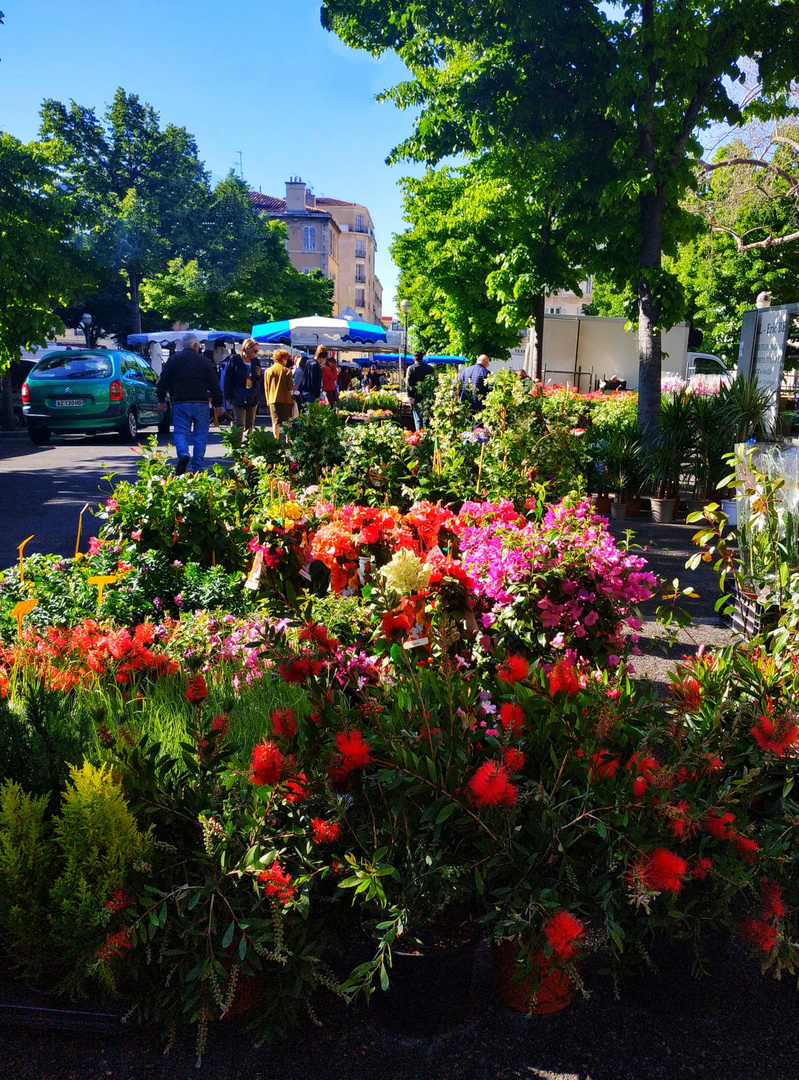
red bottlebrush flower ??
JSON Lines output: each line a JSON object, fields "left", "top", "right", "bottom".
{"left": 544, "top": 911, "right": 586, "bottom": 961}
{"left": 249, "top": 739, "right": 283, "bottom": 786}
{"left": 665, "top": 799, "right": 696, "bottom": 841}
{"left": 589, "top": 750, "right": 619, "bottom": 781}
{"left": 96, "top": 926, "right": 133, "bottom": 961}
{"left": 497, "top": 655, "right": 530, "bottom": 685}
{"left": 468, "top": 761, "right": 518, "bottom": 808}
{"left": 502, "top": 747, "right": 526, "bottom": 772}
{"left": 703, "top": 754, "right": 724, "bottom": 772}
{"left": 640, "top": 848, "right": 688, "bottom": 893}
{"left": 298, "top": 624, "right": 339, "bottom": 651}
{"left": 186, "top": 674, "right": 207, "bottom": 704}
{"left": 283, "top": 773, "right": 308, "bottom": 805}
{"left": 271, "top": 708, "right": 297, "bottom": 738}
{"left": 740, "top": 916, "right": 776, "bottom": 953}
{"left": 632, "top": 775, "right": 648, "bottom": 801}
{"left": 499, "top": 701, "right": 525, "bottom": 737}
{"left": 671, "top": 675, "right": 701, "bottom": 712}
{"left": 310, "top": 818, "right": 341, "bottom": 844}
{"left": 258, "top": 861, "right": 295, "bottom": 904}
{"left": 279, "top": 658, "right": 311, "bottom": 684}
{"left": 332, "top": 729, "right": 373, "bottom": 775}
{"left": 733, "top": 834, "right": 759, "bottom": 862}
{"left": 548, "top": 659, "right": 581, "bottom": 697}
{"left": 104, "top": 889, "right": 133, "bottom": 914}
{"left": 626, "top": 753, "right": 659, "bottom": 780}
{"left": 761, "top": 879, "right": 786, "bottom": 921}
{"left": 751, "top": 715, "right": 799, "bottom": 756}
{"left": 691, "top": 857, "right": 712, "bottom": 880}
{"left": 704, "top": 810, "right": 736, "bottom": 840}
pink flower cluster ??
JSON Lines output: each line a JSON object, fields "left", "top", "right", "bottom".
{"left": 452, "top": 498, "right": 656, "bottom": 657}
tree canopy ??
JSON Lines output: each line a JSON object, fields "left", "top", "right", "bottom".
{"left": 322, "top": 0, "right": 799, "bottom": 430}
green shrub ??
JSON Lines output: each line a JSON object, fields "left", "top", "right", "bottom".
{"left": 0, "top": 780, "right": 51, "bottom": 980}
{"left": 0, "top": 684, "right": 95, "bottom": 796}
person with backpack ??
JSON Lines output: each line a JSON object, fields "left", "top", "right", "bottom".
{"left": 300, "top": 346, "right": 324, "bottom": 407}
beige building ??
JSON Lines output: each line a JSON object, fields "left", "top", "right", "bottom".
{"left": 544, "top": 279, "right": 593, "bottom": 316}
{"left": 251, "top": 179, "right": 382, "bottom": 323}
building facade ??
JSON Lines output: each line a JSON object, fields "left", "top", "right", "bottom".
{"left": 250, "top": 179, "right": 382, "bottom": 323}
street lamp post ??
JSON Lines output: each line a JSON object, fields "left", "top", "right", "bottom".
{"left": 80, "top": 312, "right": 93, "bottom": 348}
{"left": 399, "top": 299, "right": 411, "bottom": 394}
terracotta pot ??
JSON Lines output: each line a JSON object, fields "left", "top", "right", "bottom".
{"left": 593, "top": 495, "right": 612, "bottom": 516}
{"left": 625, "top": 497, "right": 641, "bottom": 518}
{"left": 492, "top": 940, "right": 578, "bottom": 1015}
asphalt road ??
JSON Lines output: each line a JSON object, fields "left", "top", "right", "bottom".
{"left": 0, "top": 427, "right": 230, "bottom": 569}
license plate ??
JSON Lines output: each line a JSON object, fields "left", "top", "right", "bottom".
{"left": 54, "top": 398, "right": 85, "bottom": 407}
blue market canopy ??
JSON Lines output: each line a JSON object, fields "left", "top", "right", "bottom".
{"left": 127, "top": 329, "right": 250, "bottom": 345}
{"left": 354, "top": 354, "right": 468, "bottom": 368}
{"left": 252, "top": 316, "right": 388, "bottom": 347}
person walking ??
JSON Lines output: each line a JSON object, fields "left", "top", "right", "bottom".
{"left": 406, "top": 350, "right": 434, "bottom": 430}
{"left": 299, "top": 346, "right": 324, "bottom": 407}
{"left": 223, "top": 338, "right": 262, "bottom": 435}
{"left": 321, "top": 354, "right": 339, "bottom": 407}
{"left": 264, "top": 349, "right": 295, "bottom": 440}
{"left": 157, "top": 333, "right": 224, "bottom": 474}
{"left": 459, "top": 353, "right": 491, "bottom": 412}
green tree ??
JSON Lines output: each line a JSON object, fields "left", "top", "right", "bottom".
{"left": 0, "top": 134, "right": 92, "bottom": 427}
{"left": 40, "top": 88, "right": 210, "bottom": 336}
{"left": 321, "top": 0, "right": 799, "bottom": 430}
{"left": 141, "top": 175, "right": 333, "bottom": 327}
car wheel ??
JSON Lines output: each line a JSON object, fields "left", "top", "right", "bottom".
{"left": 29, "top": 427, "right": 50, "bottom": 446}
{"left": 120, "top": 408, "right": 138, "bottom": 441}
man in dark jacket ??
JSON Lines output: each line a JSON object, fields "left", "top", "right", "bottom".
{"left": 459, "top": 354, "right": 491, "bottom": 412}
{"left": 300, "top": 347, "right": 324, "bottom": 407}
{"left": 157, "top": 333, "right": 224, "bottom": 474}
{"left": 405, "top": 350, "right": 434, "bottom": 430}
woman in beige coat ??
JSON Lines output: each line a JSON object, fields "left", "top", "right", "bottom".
{"left": 263, "top": 349, "right": 295, "bottom": 440}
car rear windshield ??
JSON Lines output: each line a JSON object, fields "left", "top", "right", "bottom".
{"left": 32, "top": 353, "right": 113, "bottom": 380}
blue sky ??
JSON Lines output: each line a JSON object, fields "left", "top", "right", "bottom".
{"left": 0, "top": 0, "right": 423, "bottom": 315}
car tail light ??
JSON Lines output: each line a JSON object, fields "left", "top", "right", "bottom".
{"left": 21, "top": 382, "right": 30, "bottom": 403}
{"left": 109, "top": 379, "right": 124, "bottom": 401}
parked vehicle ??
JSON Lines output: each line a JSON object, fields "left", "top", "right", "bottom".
{"left": 22, "top": 349, "right": 163, "bottom": 445}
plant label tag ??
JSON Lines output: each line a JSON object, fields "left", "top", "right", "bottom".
{"left": 428, "top": 545, "right": 444, "bottom": 560}
{"left": 403, "top": 636, "right": 429, "bottom": 650}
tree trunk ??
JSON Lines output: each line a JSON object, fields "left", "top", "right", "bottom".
{"left": 637, "top": 190, "right": 665, "bottom": 435}
{"left": 533, "top": 290, "right": 545, "bottom": 381}
{"left": 0, "top": 371, "right": 14, "bottom": 431}
{"left": 129, "top": 271, "right": 142, "bottom": 336}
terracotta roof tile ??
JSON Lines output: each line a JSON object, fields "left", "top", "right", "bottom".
{"left": 249, "top": 192, "right": 329, "bottom": 216}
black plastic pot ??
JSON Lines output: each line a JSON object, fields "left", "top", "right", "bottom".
{"left": 372, "top": 935, "right": 480, "bottom": 1036}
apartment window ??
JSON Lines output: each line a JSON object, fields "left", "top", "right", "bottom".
{"left": 354, "top": 264, "right": 366, "bottom": 283}
{"left": 302, "top": 225, "right": 316, "bottom": 251}
{"left": 355, "top": 288, "right": 365, "bottom": 307}
{"left": 548, "top": 307, "right": 562, "bottom": 315}
{"left": 355, "top": 238, "right": 366, "bottom": 258}
{"left": 355, "top": 212, "right": 365, "bottom": 232}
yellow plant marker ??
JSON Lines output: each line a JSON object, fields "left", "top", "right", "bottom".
{"left": 75, "top": 502, "right": 91, "bottom": 560}
{"left": 87, "top": 573, "right": 121, "bottom": 606}
{"left": 11, "top": 598, "right": 37, "bottom": 636}
{"left": 17, "top": 536, "right": 34, "bottom": 582}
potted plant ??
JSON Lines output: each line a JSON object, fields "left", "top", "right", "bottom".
{"left": 648, "top": 389, "right": 694, "bottom": 522}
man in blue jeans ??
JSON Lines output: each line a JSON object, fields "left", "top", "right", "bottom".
{"left": 157, "top": 334, "right": 225, "bottom": 473}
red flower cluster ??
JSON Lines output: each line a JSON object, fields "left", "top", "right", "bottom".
{"left": 271, "top": 708, "right": 297, "bottom": 738}
{"left": 298, "top": 624, "right": 339, "bottom": 652}
{"left": 703, "top": 809, "right": 758, "bottom": 861}
{"left": 96, "top": 925, "right": 133, "bottom": 962}
{"left": 750, "top": 714, "right": 799, "bottom": 757}
{"left": 258, "top": 861, "right": 295, "bottom": 904}
{"left": 499, "top": 701, "right": 525, "bottom": 737}
{"left": 588, "top": 750, "right": 619, "bottom": 781}
{"left": 104, "top": 889, "right": 133, "bottom": 914}
{"left": 278, "top": 657, "right": 324, "bottom": 684}
{"left": 283, "top": 773, "right": 308, "bottom": 805}
{"left": 249, "top": 739, "right": 283, "bottom": 786}
{"left": 740, "top": 916, "right": 776, "bottom": 953}
{"left": 501, "top": 747, "right": 525, "bottom": 772}
{"left": 548, "top": 659, "right": 581, "bottom": 696}
{"left": 468, "top": 761, "right": 517, "bottom": 808}
{"left": 638, "top": 847, "right": 688, "bottom": 893}
{"left": 761, "top": 879, "right": 786, "bottom": 921}
{"left": 330, "top": 730, "right": 373, "bottom": 778}
{"left": 497, "top": 655, "right": 530, "bottom": 685}
{"left": 310, "top": 818, "right": 341, "bottom": 844}
{"left": 185, "top": 674, "right": 207, "bottom": 704}
{"left": 543, "top": 911, "right": 586, "bottom": 961}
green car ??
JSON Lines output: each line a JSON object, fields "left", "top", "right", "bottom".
{"left": 22, "top": 349, "right": 165, "bottom": 445}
